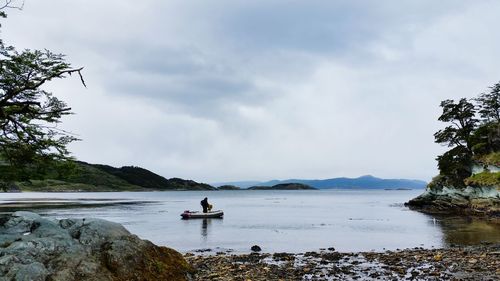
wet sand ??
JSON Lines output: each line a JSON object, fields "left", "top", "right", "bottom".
{"left": 186, "top": 244, "right": 500, "bottom": 280}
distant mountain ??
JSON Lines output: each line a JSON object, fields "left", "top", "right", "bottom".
{"left": 215, "top": 175, "right": 427, "bottom": 190}
{"left": 248, "top": 183, "right": 317, "bottom": 190}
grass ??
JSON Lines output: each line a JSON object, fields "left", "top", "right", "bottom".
{"left": 476, "top": 152, "right": 500, "bottom": 166}
{"left": 464, "top": 171, "right": 500, "bottom": 187}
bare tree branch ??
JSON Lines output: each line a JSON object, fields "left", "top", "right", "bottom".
{"left": 0, "top": 0, "right": 24, "bottom": 11}
{"left": 0, "top": 67, "right": 85, "bottom": 104}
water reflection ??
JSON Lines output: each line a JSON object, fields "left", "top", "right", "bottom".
{"left": 201, "top": 219, "right": 210, "bottom": 237}
{"left": 430, "top": 215, "right": 500, "bottom": 246}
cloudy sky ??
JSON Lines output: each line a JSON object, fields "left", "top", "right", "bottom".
{"left": 3, "top": 0, "right": 500, "bottom": 183}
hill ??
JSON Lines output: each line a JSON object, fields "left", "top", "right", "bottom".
{"left": 217, "top": 175, "right": 427, "bottom": 189}
{"left": 85, "top": 162, "right": 214, "bottom": 190}
{"left": 10, "top": 161, "right": 216, "bottom": 192}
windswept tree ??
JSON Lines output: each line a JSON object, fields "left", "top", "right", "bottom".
{"left": 433, "top": 81, "right": 500, "bottom": 188}
{"left": 0, "top": 2, "right": 85, "bottom": 186}
{"left": 470, "top": 81, "right": 500, "bottom": 156}
{"left": 434, "top": 98, "right": 477, "bottom": 152}
{"left": 434, "top": 98, "right": 477, "bottom": 187}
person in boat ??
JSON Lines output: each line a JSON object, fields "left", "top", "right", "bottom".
{"left": 201, "top": 197, "right": 209, "bottom": 213}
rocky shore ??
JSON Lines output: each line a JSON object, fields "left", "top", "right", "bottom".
{"left": 186, "top": 245, "right": 500, "bottom": 280}
{"left": 0, "top": 211, "right": 193, "bottom": 281}
{"left": 406, "top": 186, "right": 500, "bottom": 219}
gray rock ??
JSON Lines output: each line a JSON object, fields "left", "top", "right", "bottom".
{"left": 10, "top": 262, "right": 48, "bottom": 281}
{"left": 0, "top": 212, "right": 192, "bottom": 281}
{"left": 251, "top": 245, "right": 262, "bottom": 252}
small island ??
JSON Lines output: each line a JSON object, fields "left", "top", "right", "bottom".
{"left": 247, "top": 183, "right": 317, "bottom": 190}
{"left": 216, "top": 185, "right": 241, "bottom": 190}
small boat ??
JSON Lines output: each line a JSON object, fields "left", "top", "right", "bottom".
{"left": 181, "top": 210, "right": 224, "bottom": 219}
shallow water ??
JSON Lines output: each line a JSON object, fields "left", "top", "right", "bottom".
{"left": 1, "top": 189, "right": 499, "bottom": 253}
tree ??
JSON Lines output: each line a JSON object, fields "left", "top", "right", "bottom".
{"left": 434, "top": 98, "right": 477, "bottom": 152}
{"left": 475, "top": 81, "right": 500, "bottom": 123}
{"left": 434, "top": 98, "right": 477, "bottom": 187}
{"left": 436, "top": 146, "right": 472, "bottom": 187}
{"left": 0, "top": 1, "right": 24, "bottom": 20}
{"left": 0, "top": 2, "right": 84, "bottom": 187}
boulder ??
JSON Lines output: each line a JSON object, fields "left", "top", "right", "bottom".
{"left": 250, "top": 245, "right": 262, "bottom": 252}
{"left": 0, "top": 212, "right": 193, "bottom": 281}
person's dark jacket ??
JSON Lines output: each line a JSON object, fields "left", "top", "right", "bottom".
{"left": 200, "top": 198, "right": 209, "bottom": 213}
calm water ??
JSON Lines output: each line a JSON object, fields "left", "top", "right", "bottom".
{"left": 1, "top": 190, "right": 499, "bottom": 253}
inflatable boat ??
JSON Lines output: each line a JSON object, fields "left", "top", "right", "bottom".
{"left": 181, "top": 210, "right": 224, "bottom": 219}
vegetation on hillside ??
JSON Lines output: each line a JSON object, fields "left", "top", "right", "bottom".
{"left": 8, "top": 161, "right": 216, "bottom": 191}
{"left": 464, "top": 171, "right": 500, "bottom": 188}
{"left": 88, "top": 163, "right": 215, "bottom": 190}
{"left": 475, "top": 152, "right": 500, "bottom": 166}
{"left": 433, "top": 81, "right": 500, "bottom": 188}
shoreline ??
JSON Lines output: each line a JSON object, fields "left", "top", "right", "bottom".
{"left": 186, "top": 244, "right": 500, "bottom": 280}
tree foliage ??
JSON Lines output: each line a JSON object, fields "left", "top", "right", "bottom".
{"left": 434, "top": 98, "right": 477, "bottom": 151}
{"left": 435, "top": 81, "right": 500, "bottom": 188}
{"left": 475, "top": 81, "right": 500, "bottom": 123}
{"left": 0, "top": 3, "right": 84, "bottom": 185}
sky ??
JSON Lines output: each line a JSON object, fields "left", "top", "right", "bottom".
{"left": 2, "top": 0, "right": 500, "bottom": 183}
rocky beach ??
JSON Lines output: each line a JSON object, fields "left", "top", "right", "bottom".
{"left": 187, "top": 245, "right": 500, "bottom": 280}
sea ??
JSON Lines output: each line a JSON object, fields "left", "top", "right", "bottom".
{"left": 1, "top": 189, "right": 499, "bottom": 253}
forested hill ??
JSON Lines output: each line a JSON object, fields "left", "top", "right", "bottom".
{"left": 9, "top": 161, "right": 216, "bottom": 192}
{"left": 85, "top": 162, "right": 215, "bottom": 190}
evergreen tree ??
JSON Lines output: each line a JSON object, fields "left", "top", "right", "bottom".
{"left": 475, "top": 81, "right": 500, "bottom": 123}
{"left": 434, "top": 98, "right": 477, "bottom": 187}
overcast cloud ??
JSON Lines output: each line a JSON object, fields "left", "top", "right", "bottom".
{"left": 3, "top": 0, "right": 500, "bottom": 183}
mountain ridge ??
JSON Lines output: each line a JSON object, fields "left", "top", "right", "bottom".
{"left": 214, "top": 175, "right": 427, "bottom": 189}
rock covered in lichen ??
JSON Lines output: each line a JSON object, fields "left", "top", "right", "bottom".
{"left": 0, "top": 211, "right": 193, "bottom": 281}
